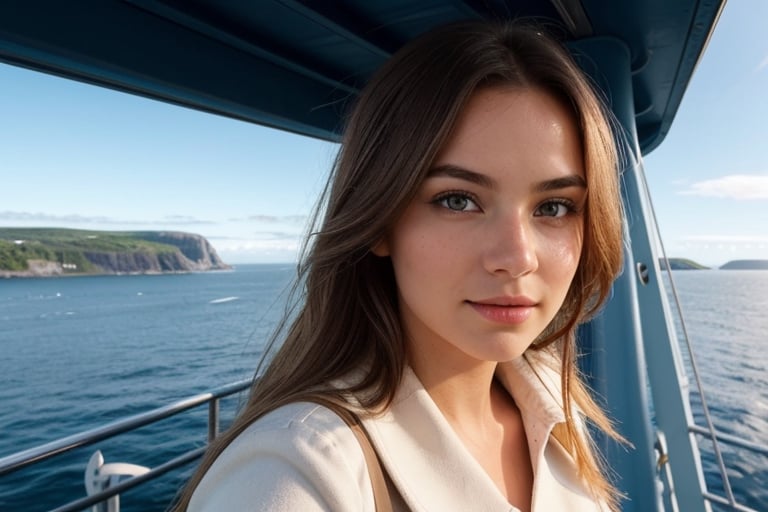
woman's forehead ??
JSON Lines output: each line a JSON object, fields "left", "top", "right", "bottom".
{"left": 431, "top": 87, "right": 585, "bottom": 181}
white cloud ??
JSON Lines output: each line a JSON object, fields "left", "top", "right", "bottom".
{"left": 217, "top": 238, "right": 299, "bottom": 252}
{"left": 213, "top": 235, "right": 301, "bottom": 264}
{"left": 213, "top": 232, "right": 301, "bottom": 253}
{"left": 228, "top": 214, "right": 307, "bottom": 224}
{"left": 0, "top": 210, "right": 215, "bottom": 225}
{"left": 0, "top": 211, "right": 116, "bottom": 223}
{"left": 160, "top": 215, "right": 215, "bottom": 225}
{"left": 681, "top": 234, "right": 768, "bottom": 243}
{"left": 679, "top": 174, "right": 768, "bottom": 199}
{"left": 756, "top": 54, "right": 768, "bottom": 72}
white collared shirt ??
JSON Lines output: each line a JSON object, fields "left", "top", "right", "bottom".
{"left": 190, "top": 352, "right": 606, "bottom": 511}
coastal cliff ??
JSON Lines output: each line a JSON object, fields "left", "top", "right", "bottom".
{"left": 720, "top": 259, "right": 768, "bottom": 270}
{"left": 0, "top": 228, "right": 230, "bottom": 277}
{"left": 658, "top": 258, "right": 709, "bottom": 270}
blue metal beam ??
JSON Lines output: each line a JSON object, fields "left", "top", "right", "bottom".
{"left": 573, "top": 37, "right": 709, "bottom": 512}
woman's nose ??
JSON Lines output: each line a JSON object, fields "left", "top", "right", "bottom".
{"left": 481, "top": 213, "right": 539, "bottom": 278}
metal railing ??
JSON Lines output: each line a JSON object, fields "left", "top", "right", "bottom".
{"left": 640, "top": 162, "right": 766, "bottom": 512}
{"left": 687, "top": 424, "right": 768, "bottom": 512}
{"left": 0, "top": 378, "right": 251, "bottom": 512}
{"left": 654, "top": 261, "right": 767, "bottom": 512}
{"left": 689, "top": 424, "right": 768, "bottom": 459}
{"left": 2, "top": 369, "right": 766, "bottom": 511}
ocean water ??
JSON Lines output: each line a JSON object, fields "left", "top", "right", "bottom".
{"left": 0, "top": 265, "right": 765, "bottom": 511}
{"left": 0, "top": 264, "right": 295, "bottom": 511}
{"left": 662, "top": 271, "right": 768, "bottom": 512}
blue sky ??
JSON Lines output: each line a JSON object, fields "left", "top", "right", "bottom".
{"left": 1, "top": 2, "right": 766, "bottom": 267}
{"left": 643, "top": 0, "right": 768, "bottom": 266}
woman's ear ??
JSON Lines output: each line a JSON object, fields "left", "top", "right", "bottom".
{"left": 370, "top": 238, "right": 390, "bottom": 257}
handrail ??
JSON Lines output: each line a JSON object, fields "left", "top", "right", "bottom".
{"left": 0, "top": 378, "right": 251, "bottom": 511}
{"left": 703, "top": 492, "right": 761, "bottom": 512}
{"left": 50, "top": 448, "right": 206, "bottom": 512}
{"left": 653, "top": 263, "right": 767, "bottom": 512}
{"left": 655, "top": 256, "right": 736, "bottom": 507}
{"left": 689, "top": 424, "right": 768, "bottom": 458}
{"left": 686, "top": 422, "right": 767, "bottom": 512}
{"left": 639, "top": 162, "right": 756, "bottom": 511}
{"left": 3, "top": 375, "right": 766, "bottom": 511}
{"left": 0, "top": 378, "right": 251, "bottom": 477}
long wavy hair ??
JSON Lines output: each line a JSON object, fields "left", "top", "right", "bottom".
{"left": 174, "top": 20, "right": 624, "bottom": 510}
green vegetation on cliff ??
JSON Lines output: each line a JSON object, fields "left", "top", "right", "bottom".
{"left": 0, "top": 228, "right": 228, "bottom": 276}
{"left": 0, "top": 238, "right": 58, "bottom": 271}
{"left": 658, "top": 257, "right": 709, "bottom": 270}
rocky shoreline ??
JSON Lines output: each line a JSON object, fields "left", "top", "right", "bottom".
{"left": 0, "top": 229, "right": 230, "bottom": 278}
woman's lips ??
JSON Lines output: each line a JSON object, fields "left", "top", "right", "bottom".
{"left": 467, "top": 297, "right": 536, "bottom": 324}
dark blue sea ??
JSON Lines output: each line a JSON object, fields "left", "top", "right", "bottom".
{"left": 663, "top": 270, "right": 768, "bottom": 512}
{"left": 0, "top": 265, "right": 765, "bottom": 511}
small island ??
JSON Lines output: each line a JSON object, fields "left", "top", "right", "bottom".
{"left": 719, "top": 259, "right": 768, "bottom": 270}
{"left": 658, "top": 258, "right": 709, "bottom": 270}
{"left": 656, "top": 257, "right": 768, "bottom": 271}
{"left": 0, "top": 227, "right": 230, "bottom": 278}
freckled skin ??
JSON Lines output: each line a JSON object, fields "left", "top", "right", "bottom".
{"left": 375, "top": 88, "right": 585, "bottom": 371}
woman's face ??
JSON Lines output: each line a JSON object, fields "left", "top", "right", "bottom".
{"left": 374, "top": 87, "right": 585, "bottom": 368}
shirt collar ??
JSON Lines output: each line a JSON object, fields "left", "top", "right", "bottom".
{"left": 360, "top": 351, "right": 567, "bottom": 511}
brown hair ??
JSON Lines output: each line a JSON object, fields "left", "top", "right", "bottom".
{"left": 173, "top": 20, "right": 624, "bottom": 510}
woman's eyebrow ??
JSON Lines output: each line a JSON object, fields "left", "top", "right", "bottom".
{"left": 427, "top": 164, "right": 586, "bottom": 192}
{"left": 534, "top": 175, "right": 586, "bottom": 192}
{"left": 427, "top": 164, "right": 496, "bottom": 188}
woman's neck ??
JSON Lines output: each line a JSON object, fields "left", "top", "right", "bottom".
{"left": 408, "top": 343, "right": 500, "bottom": 428}
{"left": 409, "top": 342, "right": 532, "bottom": 511}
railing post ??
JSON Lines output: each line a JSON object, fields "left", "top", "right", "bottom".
{"left": 208, "top": 398, "right": 219, "bottom": 442}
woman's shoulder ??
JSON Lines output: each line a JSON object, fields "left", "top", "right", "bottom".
{"left": 240, "top": 401, "right": 350, "bottom": 434}
{"left": 219, "top": 402, "right": 360, "bottom": 462}
{"left": 188, "top": 402, "right": 374, "bottom": 511}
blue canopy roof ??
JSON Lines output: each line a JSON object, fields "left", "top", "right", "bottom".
{"left": 0, "top": 0, "right": 724, "bottom": 153}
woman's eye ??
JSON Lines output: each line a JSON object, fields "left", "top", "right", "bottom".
{"left": 535, "top": 200, "right": 571, "bottom": 217}
{"left": 436, "top": 193, "right": 480, "bottom": 212}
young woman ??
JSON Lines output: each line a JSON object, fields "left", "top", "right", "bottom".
{"left": 174, "top": 20, "right": 624, "bottom": 512}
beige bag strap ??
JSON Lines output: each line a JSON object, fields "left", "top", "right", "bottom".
{"left": 310, "top": 399, "right": 394, "bottom": 512}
